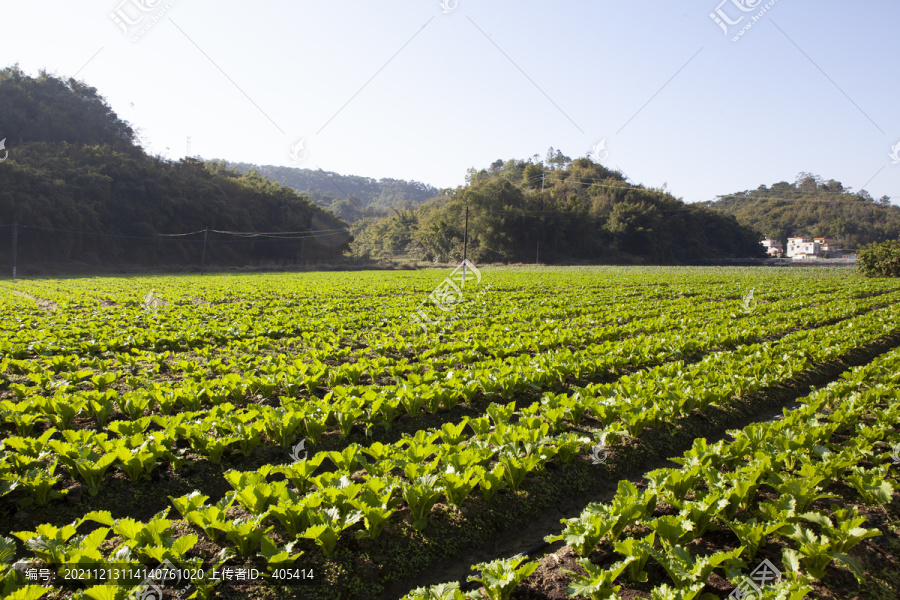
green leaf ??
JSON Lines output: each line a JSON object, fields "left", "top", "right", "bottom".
{"left": 7, "top": 586, "right": 50, "bottom": 600}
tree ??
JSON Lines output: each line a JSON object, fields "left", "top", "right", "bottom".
{"left": 858, "top": 239, "right": 900, "bottom": 277}
{"left": 522, "top": 164, "right": 543, "bottom": 189}
{"left": 350, "top": 152, "right": 765, "bottom": 264}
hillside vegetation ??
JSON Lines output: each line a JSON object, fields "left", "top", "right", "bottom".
{"left": 227, "top": 163, "right": 441, "bottom": 224}
{"left": 0, "top": 66, "right": 349, "bottom": 269}
{"left": 353, "top": 152, "right": 765, "bottom": 264}
{"left": 701, "top": 173, "right": 900, "bottom": 249}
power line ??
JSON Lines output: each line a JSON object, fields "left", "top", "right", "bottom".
{"left": 1, "top": 224, "right": 349, "bottom": 242}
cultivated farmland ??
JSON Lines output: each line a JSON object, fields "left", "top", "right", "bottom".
{"left": 1, "top": 267, "right": 899, "bottom": 600}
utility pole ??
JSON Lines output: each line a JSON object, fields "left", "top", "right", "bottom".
{"left": 300, "top": 214, "right": 312, "bottom": 266}
{"left": 462, "top": 204, "right": 469, "bottom": 287}
{"left": 11, "top": 222, "right": 18, "bottom": 280}
{"left": 200, "top": 227, "right": 208, "bottom": 275}
{"left": 537, "top": 181, "right": 545, "bottom": 265}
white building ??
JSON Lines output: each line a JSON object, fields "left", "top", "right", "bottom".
{"left": 786, "top": 236, "right": 843, "bottom": 259}
{"left": 786, "top": 237, "right": 815, "bottom": 258}
{"left": 761, "top": 238, "right": 783, "bottom": 257}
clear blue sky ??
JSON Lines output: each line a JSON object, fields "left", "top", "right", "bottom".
{"left": 3, "top": 0, "right": 899, "bottom": 203}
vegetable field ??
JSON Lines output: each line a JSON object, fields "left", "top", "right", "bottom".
{"left": 1, "top": 266, "right": 900, "bottom": 600}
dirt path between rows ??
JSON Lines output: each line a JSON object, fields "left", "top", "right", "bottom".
{"left": 6, "top": 288, "right": 59, "bottom": 311}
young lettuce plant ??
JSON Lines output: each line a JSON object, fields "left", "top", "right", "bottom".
{"left": 304, "top": 410, "right": 330, "bottom": 445}
{"left": 39, "top": 395, "right": 87, "bottom": 430}
{"left": 606, "top": 481, "right": 658, "bottom": 540}
{"left": 335, "top": 397, "right": 365, "bottom": 439}
{"left": 550, "top": 432, "right": 592, "bottom": 463}
{"left": 184, "top": 494, "right": 235, "bottom": 543}
{"left": 475, "top": 464, "right": 508, "bottom": 502}
{"left": 564, "top": 556, "right": 634, "bottom": 600}
{"left": 299, "top": 507, "right": 362, "bottom": 557}
{"left": 169, "top": 491, "right": 210, "bottom": 519}
{"left": 12, "top": 522, "right": 82, "bottom": 565}
{"left": 439, "top": 420, "right": 469, "bottom": 445}
{"left": 107, "top": 418, "right": 152, "bottom": 437}
{"left": 648, "top": 582, "right": 716, "bottom": 600}
{"left": 350, "top": 481, "right": 400, "bottom": 541}
{"left": 257, "top": 536, "right": 304, "bottom": 573}
{"left": 439, "top": 466, "right": 480, "bottom": 510}
{"left": 545, "top": 508, "right": 615, "bottom": 557}
{"left": 726, "top": 518, "right": 783, "bottom": 561}
{"left": 485, "top": 401, "right": 516, "bottom": 427}
{"left": 315, "top": 473, "right": 364, "bottom": 515}
{"left": 18, "top": 461, "right": 67, "bottom": 506}
{"left": 327, "top": 444, "right": 365, "bottom": 473}
{"left": 229, "top": 422, "right": 265, "bottom": 457}
{"left": 782, "top": 518, "right": 876, "bottom": 583}
{"left": 267, "top": 488, "right": 309, "bottom": 537}
{"left": 85, "top": 390, "right": 116, "bottom": 427}
{"left": 275, "top": 453, "right": 325, "bottom": 495}
{"left": 679, "top": 494, "right": 729, "bottom": 538}
{"left": 467, "top": 556, "right": 538, "bottom": 600}
{"left": 2, "top": 429, "right": 57, "bottom": 460}
{"left": 648, "top": 545, "right": 744, "bottom": 590}
{"left": 216, "top": 516, "right": 273, "bottom": 558}
{"left": 402, "top": 475, "right": 444, "bottom": 531}
{"left": 396, "top": 386, "right": 427, "bottom": 418}
{"left": 1, "top": 400, "right": 47, "bottom": 436}
{"left": 614, "top": 532, "right": 656, "bottom": 583}
{"left": 140, "top": 535, "right": 198, "bottom": 565}
{"left": 467, "top": 417, "right": 492, "bottom": 437}
{"left": 114, "top": 442, "right": 167, "bottom": 483}
{"left": 442, "top": 443, "right": 495, "bottom": 473}
{"left": 13, "top": 512, "right": 112, "bottom": 567}
{"left": 799, "top": 506, "right": 881, "bottom": 555}
{"left": 499, "top": 453, "right": 529, "bottom": 491}
{"left": 767, "top": 474, "right": 836, "bottom": 513}
{"left": 262, "top": 407, "right": 304, "bottom": 448}
{"left": 845, "top": 465, "right": 896, "bottom": 505}
{"left": 74, "top": 453, "right": 118, "bottom": 496}
{"left": 648, "top": 515, "right": 696, "bottom": 551}
{"left": 401, "top": 581, "right": 475, "bottom": 600}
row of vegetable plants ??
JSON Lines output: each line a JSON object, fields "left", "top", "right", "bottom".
{"left": 6, "top": 294, "right": 898, "bottom": 509}
{"left": 2, "top": 299, "right": 898, "bottom": 600}
{"left": 5, "top": 285, "right": 897, "bottom": 450}
{"left": 403, "top": 342, "right": 900, "bottom": 600}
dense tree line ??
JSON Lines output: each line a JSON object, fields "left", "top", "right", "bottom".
{"left": 701, "top": 173, "right": 900, "bottom": 250}
{"left": 0, "top": 65, "right": 135, "bottom": 150}
{"left": 353, "top": 152, "right": 764, "bottom": 264}
{"left": 226, "top": 163, "right": 441, "bottom": 223}
{"left": 0, "top": 66, "right": 349, "bottom": 269}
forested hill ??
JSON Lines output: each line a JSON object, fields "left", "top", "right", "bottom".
{"left": 701, "top": 174, "right": 900, "bottom": 249}
{"left": 227, "top": 163, "right": 441, "bottom": 223}
{"left": 352, "top": 152, "right": 765, "bottom": 264}
{"left": 0, "top": 66, "right": 349, "bottom": 268}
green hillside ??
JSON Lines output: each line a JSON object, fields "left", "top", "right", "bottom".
{"left": 701, "top": 173, "right": 900, "bottom": 249}
{"left": 352, "top": 151, "right": 765, "bottom": 264}
{"left": 0, "top": 66, "right": 349, "bottom": 269}
{"left": 227, "top": 163, "right": 441, "bottom": 223}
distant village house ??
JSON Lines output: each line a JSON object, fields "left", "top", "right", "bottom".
{"left": 761, "top": 238, "right": 783, "bottom": 258}
{"left": 784, "top": 236, "right": 843, "bottom": 259}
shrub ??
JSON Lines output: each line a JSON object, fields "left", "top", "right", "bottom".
{"left": 858, "top": 239, "right": 900, "bottom": 277}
